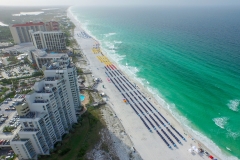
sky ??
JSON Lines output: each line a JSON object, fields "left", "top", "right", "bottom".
{"left": 0, "top": 0, "right": 239, "bottom": 6}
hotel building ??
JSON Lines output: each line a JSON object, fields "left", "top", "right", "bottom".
{"left": 9, "top": 21, "right": 59, "bottom": 44}
{"left": 29, "top": 30, "right": 66, "bottom": 51}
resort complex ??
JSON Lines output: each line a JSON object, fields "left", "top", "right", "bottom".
{"left": 0, "top": 4, "right": 237, "bottom": 160}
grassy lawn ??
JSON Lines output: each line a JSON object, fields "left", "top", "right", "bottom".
{"left": 0, "top": 87, "right": 9, "bottom": 94}
{"left": 40, "top": 106, "right": 105, "bottom": 160}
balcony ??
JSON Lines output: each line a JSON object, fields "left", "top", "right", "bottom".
{"left": 34, "top": 99, "right": 49, "bottom": 103}
{"left": 20, "top": 128, "right": 39, "bottom": 132}
{"left": 12, "top": 134, "right": 29, "bottom": 142}
{"left": 20, "top": 112, "right": 36, "bottom": 118}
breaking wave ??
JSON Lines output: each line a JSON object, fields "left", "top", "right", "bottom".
{"left": 226, "top": 129, "right": 240, "bottom": 140}
{"left": 114, "top": 41, "right": 122, "bottom": 44}
{"left": 213, "top": 117, "right": 229, "bottom": 129}
{"left": 227, "top": 99, "right": 239, "bottom": 112}
{"left": 104, "top": 32, "right": 116, "bottom": 37}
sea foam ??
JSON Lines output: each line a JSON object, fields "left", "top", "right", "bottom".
{"left": 142, "top": 86, "right": 238, "bottom": 160}
{"left": 114, "top": 40, "right": 122, "bottom": 44}
{"left": 213, "top": 117, "right": 229, "bottom": 129}
{"left": 104, "top": 32, "right": 116, "bottom": 37}
{"left": 104, "top": 41, "right": 116, "bottom": 50}
{"left": 227, "top": 99, "right": 239, "bottom": 112}
{"left": 227, "top": 129, "right": 240, "bottom": 140}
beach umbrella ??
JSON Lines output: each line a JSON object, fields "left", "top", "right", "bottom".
{"left": 209, "top": 155, "right": 214, "bottom": 159}
{"left": 195, "top": 148, "right": 200, "bottom": 153}
{"left": 192, "top": 146, "right": 197, "bottom": 150}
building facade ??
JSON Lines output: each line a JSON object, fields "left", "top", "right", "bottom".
{"left": 9, "top": 22, "right": 46, "bottom": 44}
{"left": 29, "top": 30, "right": 66, "bottom": 51}
{"left": 9, "top": 21, "right": 60, "bottom": 44}
{"left": 11, "top": 56, "right": 81, "bottom": 159}
{"left": 44, "top": 21, "right": 59, "bottom": 31}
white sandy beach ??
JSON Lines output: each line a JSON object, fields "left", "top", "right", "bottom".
{"left": 67, "top": 8, "right": 220, "bottom": 160}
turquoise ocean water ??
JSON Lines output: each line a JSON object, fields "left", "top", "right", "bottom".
{"left": 70, "top": 6, "right": 240, "bottom": 159}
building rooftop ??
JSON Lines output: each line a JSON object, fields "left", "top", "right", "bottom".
{"left": 31, "top": 49, "right": 47, "bottom": 57}
{"left": 34, "top": 86, "right": 57, "bottom": 94}
{"left": 12, "top": 134, "right": 29, "bottom": 142}
{"left": 19, "top": 112, "right": 46, "bottom": 119}
{"left": 36, "top": 53, "right": 67, "bottom": 58}
{"left": 44, "top": 76, "right": 63, "bottom": 82}
{"left": 32, "top": 30, "right": 63, "bottom": 34}
{"left": 20, "top": 128, "right": 39, "bottom": 132}
{"left": 12, "top": 22, "right": 44, "bottom": 27}
{"left": 0, "top": 42, "right": 13, "bottom": 47}
{"left": 2, "top": 43, "right": 36, "bottom": 53}
{"left": 20, "top": 112, "right": 36, "bottom": 119}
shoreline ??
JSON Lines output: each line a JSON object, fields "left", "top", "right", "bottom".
{"left": 67, "top": 6, "right": 236, "bottom": 160}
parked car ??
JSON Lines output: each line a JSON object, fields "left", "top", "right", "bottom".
{"left": 2, "top": 140, "right": 7, "bottom": 145}
{"left": 0, "top": 139, "right": 4, "bottom": 144}
{"left": 3, "top": 115, "right": 8, "bottom": 118}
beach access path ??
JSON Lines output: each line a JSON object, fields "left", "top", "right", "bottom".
{"left": 68, "top": 11, "right": 218, "bottom": 160}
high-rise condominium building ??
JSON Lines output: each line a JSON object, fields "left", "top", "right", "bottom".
{"left": 29, "top": 30, "right": 66, "bottom": 51}
{"left": 9, "top": 21, "right": 59, "bottom": 44}
{"left": 10, "top": 55, "right": 81, "bottom": 159}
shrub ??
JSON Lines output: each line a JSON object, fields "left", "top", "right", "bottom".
{"left": 57, "top": 150, "right": 62, "bottom": 155}
{"left": 77, "top": 147, "right": 87, "bottom": 157}
{"left": 70, "top": 128, "right": 75, "bottom": 133}
{"left": 3, "top": 126, "right": 15, "bottom": 132}
{"left": 58, "top": 148, "right": 71, "bottom": 156}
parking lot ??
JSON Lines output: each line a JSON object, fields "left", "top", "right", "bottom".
{"left": 0, "top": 147, "right": 15, "bottom": 159}
{"left": 0, "top": 64, "right": 35, "bottom": 79}
{"left": 0, "top": 94, "right": 24, "bottom": 147}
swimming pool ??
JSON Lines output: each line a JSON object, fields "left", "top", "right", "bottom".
{"left": 80, "top": 95, "right": 85, "bottom": 101}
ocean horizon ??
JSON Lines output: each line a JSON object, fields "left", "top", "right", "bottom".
{"left": 70, "top": 6, "right": 240, "bottom": 159}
